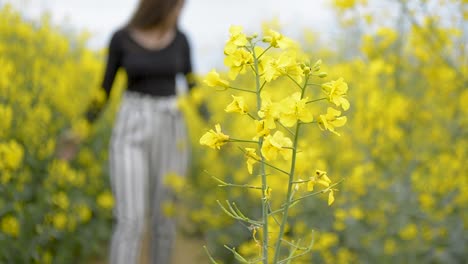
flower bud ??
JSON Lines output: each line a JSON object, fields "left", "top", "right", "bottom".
{"left": 247, "top": 33, "right": 257, "bottom": 41}
{"left": 318, "top": 72, "right": 328, "bottom": 78}
{"left": 313, "top": 59, "right": 322, "bottom": 71}
{"left": 262, "top": 36, "right": 272, "bottom": 43}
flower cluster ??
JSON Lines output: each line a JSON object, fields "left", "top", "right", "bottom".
{"left": 199, "top": 25, "right": 350, "bottom": 263}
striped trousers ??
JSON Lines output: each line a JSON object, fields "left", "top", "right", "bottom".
{"left": 109, "top": 91, "right": 189, "bottom": 264}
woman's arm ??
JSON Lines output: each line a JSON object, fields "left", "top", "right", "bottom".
{"left": 86, "top": 30, "right": 123, "bottom": 122}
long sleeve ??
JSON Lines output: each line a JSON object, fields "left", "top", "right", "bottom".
{"left": 86, "top": 31, "right": 122, "bottom": 122}
{"left": 101, "top": 31, "right": 123, "bottom": 98}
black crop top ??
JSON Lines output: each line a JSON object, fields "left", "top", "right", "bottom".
{"left": 101, "top": 27, "right": 194, "bottom": 98}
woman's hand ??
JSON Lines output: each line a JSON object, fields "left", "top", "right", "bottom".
{"left": 197, "top": 102, "right": 210, "bottom": 122}
{"left": 56, "top": 130, "right": 81, "bottom": 161}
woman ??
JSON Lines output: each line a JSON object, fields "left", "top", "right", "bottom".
{"left": 88, "top": 0, "right": 193, "bottom": 263}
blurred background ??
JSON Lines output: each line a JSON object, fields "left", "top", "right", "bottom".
{"left": 10, "top": 0, "right": 337, "bottom": 73}
{"left": 0, "top": 0, "right": 467, "bottom": 263}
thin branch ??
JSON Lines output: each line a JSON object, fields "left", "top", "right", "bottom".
{"left": 267, "top": 202, "right": 281, "bottom": 226}
{"left": 258, "top": 160, "right": 290, "bottom": 176}
{"left": 203, "top": 246, "right": 220, "bottom": 264}
{"left": 258, "top": 45, "right": 273, "bottom": 59}
{"left": 228, "top": 86, "right": 256, "bottom": 94}
{"left": 230, "top": 138, "right": 259, "bottom": 144}
{"left": 217, "top": 200, "right": 263, "bottom": 226}
{"left": 306, "top": 97, "right": 327, "bottom": 104}
{"left": 247, "top": 112, "right": 258, "bottom": 120}
{"left": 259, "top": 81, "right": 267, "bottom": 93}
{"left": 286, "top": 74, "right": 303, "bottom": 90}
{"left": 289, "top": 179, "right": 345, "bottom": 204}
{"left": 275, "top": 120, "right": 296, "bottom": 137}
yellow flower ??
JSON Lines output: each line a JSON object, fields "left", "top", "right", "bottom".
{"left": 276, "top": 52, "right": 304, "bottom": 83}
{"left": 204, "top": 69, "right": 229, "bottom": 88}
{"left": 334, "top": 0, "right": 358, "bottom": 9}
{"left": 258, "top": 91, "right": 280, "bottom": 129}
{"left": 259, "top": 52, "right": 304, "bottom": 83}
{"left": 97, "top": 191, "right": 114, "bottom": 210}
{"left": 384, "top": 239, "right": 397, "bottom": 255}
{"left": 71, "top": 118, "right": 90, "bottom": 140}
{"left": 253, "top": 119, "right": 270, "bottom": 140}
{"left": 317, "top": 107, "right": 347, "bottom": 136}
{"left": 41, "top": 251, "right": 53, "bottom": 264}
{"left": 0, "top": 104, "right": 12, "bottom": 137}
{"left": 261, "top": 131, "right": 292, "bottom": 161}
{"left": 1, "top": 171, "right": 12, "bottom": 184}
{"left": 262, "top": 28, "right": 294, "bottom": 49}
{"left": 200, "top": 124, "right": 230, "bottom": 149}
{"left": 90, "top": 86, "right": 107, "bottom": 107}
{"left": 1, "top": 215, "right": 20, "bottom": 237}
{"left": 52, "top": 192, "right": 69, "bottom": 210}
{"left": 307, "top": 169, "right": 332, "bottom": 191}
{"left": 224, "top": 25, "right": 248, "bottom": 55}
{"left": 225, "top": 95, "right": 249, "bottom": 115}
{"left": 259, "top": 55, "right": 281, "bottom": 82}
{"left": 321, "top": 78, "right": 350, "bottom": 111}
{"left": 399, "top": 224, "right": 418, "bottom": 240}
{"left": 224, "top": 48, "right": 253, "bottom": 80}
{"left": 328, "top": 189, "right": 335, "bottom": 206}
{"left": 279, "top": 92, "right": 313, "bottom": 127}
{"left": 349, "top": 207, "right": 364, "bottom": 219}
{"left": 52, "top": 212, "right": 67, "bottom": 230}
{"left": 164, "top": 172, "right": 186, "bottom": 193}
{"left": 315, "top": 232, "right": 339, "bottom": 250}
{"left": 77, "top": 204, "right": 92, "bottom": 223}
{"left": 245, "top": 148, "right": 260, "bottom": 174}
{"left": 162, "top": 201, "right": 175, "bottom": 217}
{"left": 0, "top": 140, "right": 24, "bottom": 171}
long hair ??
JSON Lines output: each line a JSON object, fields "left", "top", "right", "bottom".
{"left": 127, "top": 0, "right": 182, "bottom": 30}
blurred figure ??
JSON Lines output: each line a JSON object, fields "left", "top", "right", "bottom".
{"left": 87, "top": 0, "right": 193, "bottom": 263}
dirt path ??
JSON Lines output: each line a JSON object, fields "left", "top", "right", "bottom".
{"left": 172, "top": 233, "right": 207, "bottom": 264}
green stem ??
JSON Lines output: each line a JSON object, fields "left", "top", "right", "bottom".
{"left": 229, "top": 138, "right": 259, "bottom": 144}
{"left": 276, "top": 120, "right": 295, "bottom": 137}
{"left": 272, "top": 75, "right": 309, "bottom": 263}
{"left": 306, "top": 97, "right": 327, "bottom": 104}
{"left": 289, "top": 179, "right": 344, "bottom": 204}
{"left": 270, "top": 181, "right": 344, "bottom": 217}
{"left": 267, "top": 202, "right": 281, "bottom": 225}
{"left": 229, "top": 86, "right": 256, "bottom": 93}
{"left": 286, "top": 74, "right": 303, "bottom": 90}
{"left": 258, "top": 45, "right": 273, "bottom": 59}
{"left": 203, "top": 246, "right": 220, "bottom": 264}
{"left": 268, "top": 206, "right": 285, "bottom": 216}
{"left": 224, "top": 245, "right": 249, "bottom": 263}
{"left": 291, "top": 179, "right": 311, "bottom": 184}
{"left": 272, "top": 123, "right": 300, "bottom": 262}
{"left": 281, "top": 146, "right": 296, "bottom": 150}
{"left": 237, "top": 147, "right": 289, "bottom": 176}
{"left": 278, "top": 246, "right": 312, "bottom": 264}
{"left": 279, "top": 231, "right": 315, "bottom": 264}
{"left": 252, "top": 41, "right": 269, "bottom": 264}
{"left": 280, "top": 238, "right": 307, "bottom": 250}
{"left": 259, "top": 81, "right": 267, "bottom": 93}
{"left": 218, "top": 183, "right": 262, "bottom": 190}
{"left": 247, "top": 112, "right": 257, "bottom": 120}
{"left": 258, "top": 159, "right": 290, "bottom": 175}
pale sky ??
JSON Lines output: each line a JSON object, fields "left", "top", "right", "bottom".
{"left": 5, "top": 0, "right": 337, "bottom": 73}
